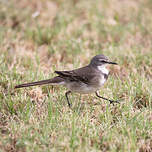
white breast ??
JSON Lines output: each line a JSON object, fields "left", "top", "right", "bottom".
{"left": 97, "top": 65, "right": 109, "bottom": 75}
{"left": 97, "top": 65, "right": 109, "bottom": 86}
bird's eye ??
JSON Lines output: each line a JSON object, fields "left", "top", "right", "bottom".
{"left": 99, "top": 60, "right": 106, "bottom": 63}
{"left": 101, "top": 60, "right": 105, "bottom": 62}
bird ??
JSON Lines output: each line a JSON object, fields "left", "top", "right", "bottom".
{"left": 15, "top": 54, "right": 119, "bottom": 107}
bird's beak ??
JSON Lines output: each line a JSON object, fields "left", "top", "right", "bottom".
{"left": 107, "top": 61, "right": 118, "bottom": 65}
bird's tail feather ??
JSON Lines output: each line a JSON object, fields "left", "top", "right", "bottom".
{"left": 15, "top": 76, "right": 64, "bottom": 89}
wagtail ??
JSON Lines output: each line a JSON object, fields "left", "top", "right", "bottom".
{"left": 15, "top": 54, "right": 119, "bottom": 107}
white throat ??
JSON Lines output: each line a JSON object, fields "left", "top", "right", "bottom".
{"left": 97, "top": 65, "right": 109, "bottom": 75}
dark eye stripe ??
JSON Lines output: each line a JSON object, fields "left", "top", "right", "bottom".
{"left": 99, "top": 60, "right": 107, "bottom": 63}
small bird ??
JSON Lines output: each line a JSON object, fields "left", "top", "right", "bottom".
{"left": 15, "top": 54, "right": 119, "bottom": 107}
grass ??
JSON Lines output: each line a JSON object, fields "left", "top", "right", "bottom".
{"left": 0, "top": 0, "right": 152, "bottom": 151}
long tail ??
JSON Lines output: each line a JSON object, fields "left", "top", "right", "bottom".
{"left": 15, "top": 76, "right": 64, "bottom": 89}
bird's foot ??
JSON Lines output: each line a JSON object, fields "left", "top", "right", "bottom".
{"left": 109, "top": 99, "right": 120, "bottom": 104}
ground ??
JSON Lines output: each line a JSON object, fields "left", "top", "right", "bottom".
{"left": 0, "top": 0, "right": 152, "bottom": 151}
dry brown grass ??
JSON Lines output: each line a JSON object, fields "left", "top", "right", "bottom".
{"left": 0, "top": 0, "right": 152, "bottom": 151}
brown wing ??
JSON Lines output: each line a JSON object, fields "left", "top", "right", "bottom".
{"left": 55, "top": 66, "right": 99, "bottom": 84}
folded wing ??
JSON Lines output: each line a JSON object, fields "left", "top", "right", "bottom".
{"left": 55, "top": 66, "right": 97, "bottom": 84}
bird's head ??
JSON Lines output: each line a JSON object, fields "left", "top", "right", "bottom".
{"left": 90, "top": 54, "right": 118, "bottom": 67}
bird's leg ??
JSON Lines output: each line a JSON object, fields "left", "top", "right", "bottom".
{"left": 95, "top": 91, "right": 119, "bottom": 104}
{"left": 65, "top": 91, "right": 72, "bottom": 107}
